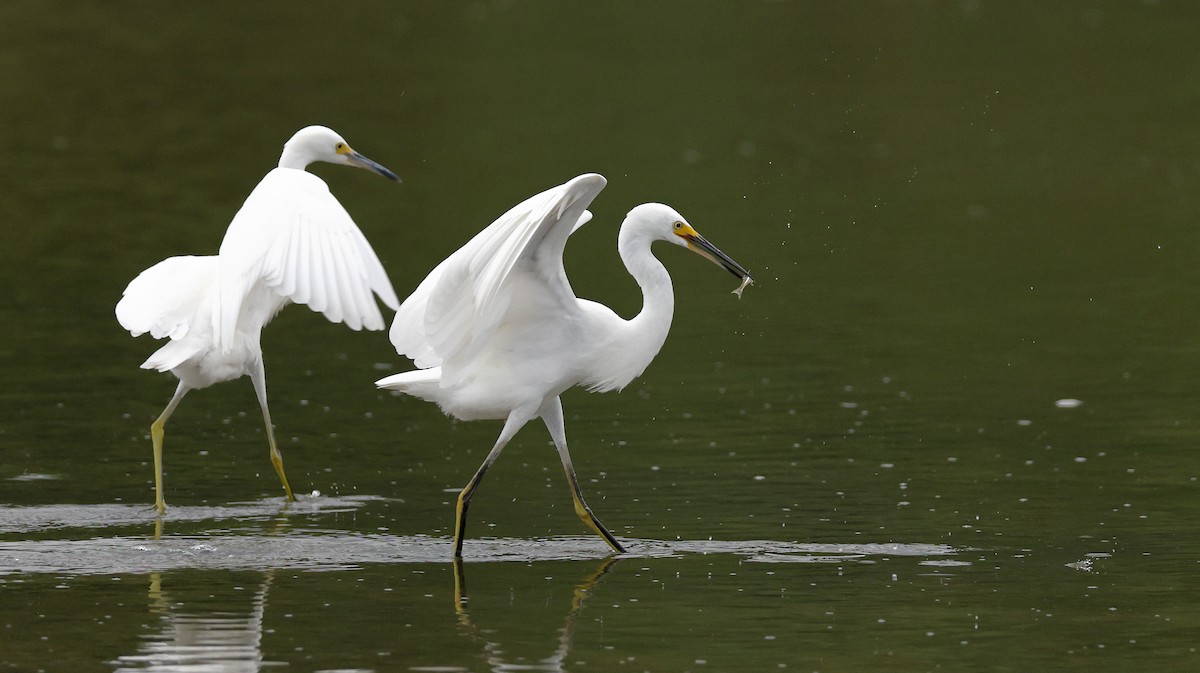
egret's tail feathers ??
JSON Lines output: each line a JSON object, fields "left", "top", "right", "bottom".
{"left": 376, "top": 367, "right": 443, "bottom": 401}
{"left": 141, "top": 339, "right": 204, "bottom": 373}
{"left": 117, "top": 255, "right": 219, "bottom": 340}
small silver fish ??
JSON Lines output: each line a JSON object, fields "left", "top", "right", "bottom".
{"left": 732, "top": 275, "right": 753, "bottom": 299}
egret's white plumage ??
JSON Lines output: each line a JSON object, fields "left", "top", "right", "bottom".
{"left": 117, "top": 125, "right": 400, "bottom": 513}
{"left": 376, "top": 173, "right": 753, "bottom": 556}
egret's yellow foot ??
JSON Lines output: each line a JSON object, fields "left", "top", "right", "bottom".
{"left": 570, "top": 489, "right": 625, "bottom": 554}
{"left": 151, "top": 419, "right": 167, "bottom": 514}
{"left": 268, "top": 444, "right": 295, "bottom": 502}
{"left": 453, "top": 488, "right": 472, "bottom": 558}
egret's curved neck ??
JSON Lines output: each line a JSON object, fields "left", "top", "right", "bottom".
{"left": 619, "top": 226, "right": 675, "bottom": 359}
{"left": 277, "top": 144, "right": 314, "bottom": 170}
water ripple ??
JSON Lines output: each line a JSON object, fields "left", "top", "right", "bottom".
{"left": 0, "top": 531, "right": 958, "bottom": 577}
{"left": 0, "top": 495, "right": 385, "bottom": 534}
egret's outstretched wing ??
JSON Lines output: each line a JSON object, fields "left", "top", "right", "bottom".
{"left": 116, "top": 255, "right": 220, "bottom": 341}
{"left": 213, "top": 168, "right": 399, "bottom": 351}
{"left": 389, "top": 173, "right": 605, "bottom": 374}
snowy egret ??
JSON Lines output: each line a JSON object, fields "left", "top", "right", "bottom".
{"left": 376, "top": 173, "right": 753, "bottom": 556}
{"left": 117, "top": 125, "right": 401, "bottom": 513}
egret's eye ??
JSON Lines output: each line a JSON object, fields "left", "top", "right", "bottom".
{"left": 673, "top": 221, "right": 683, "bottom": 230}
{"left": 336, "top": 143, "right": 346, "bottom": 151}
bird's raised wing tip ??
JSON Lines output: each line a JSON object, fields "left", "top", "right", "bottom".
{"left": 560, "top": 174, "right": 606, "bottom": 215}
{"left": 569, "top": 173, "right": 607, "bottom": 190}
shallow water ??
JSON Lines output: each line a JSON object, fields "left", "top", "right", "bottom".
{"left": 5, "top": 2, "right": 1200, "bottom": 671}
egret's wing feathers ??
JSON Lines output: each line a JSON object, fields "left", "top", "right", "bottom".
{"left": 389, "top": 263, "right": 447, "bottom": 368}
{"left": 389, "top": 173, "right": 606, "bottom": 377}
{"left": 572, "top": 210, "right": 593, "bottom": 233}
{"left": 214, "top": 168, "right": 399, "bottom": 351}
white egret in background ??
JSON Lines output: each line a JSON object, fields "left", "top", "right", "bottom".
{"left": 376, "top": 173, "right": 753, "bottom": 557}
{"left": 117, "top": 126, "right": 401, "bottom": 514}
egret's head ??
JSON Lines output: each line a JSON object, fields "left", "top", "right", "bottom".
{"left": 279, "top": 125, "right": 400, "bottom": 181}
{"left": 625, "top": 203, "right": 754, "bottom": 287}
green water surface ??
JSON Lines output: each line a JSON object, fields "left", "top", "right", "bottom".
{"left": 2, "top": 2, "right": 1200, "bottom": 672}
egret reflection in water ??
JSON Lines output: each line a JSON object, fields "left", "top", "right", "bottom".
{"left": 452, "top": 557, "right": 619, "bottom": 673}
{"left": 112, "top": 571, "right": 280, "bottom": 673}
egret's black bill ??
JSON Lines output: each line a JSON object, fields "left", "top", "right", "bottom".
{"left": 349, "top": 151, "right": 401, "bottom": 182}
{"left": 685, "top": 234, "right": 754, "bottom": 283}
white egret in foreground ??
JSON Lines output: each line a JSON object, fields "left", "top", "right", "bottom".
{"left": 117, "top": 126, "right": 401, "bottom": 513}
{"left": 376, "top": 173, "right": 753, "bottom": 556}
